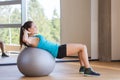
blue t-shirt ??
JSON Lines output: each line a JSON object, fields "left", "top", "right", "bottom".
{"left": 35, "top": 34, "right": 59, "bottom": 58}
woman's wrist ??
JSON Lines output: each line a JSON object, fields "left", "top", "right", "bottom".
{"left": 24, "top": 30, "right": 29, "bottom": 35}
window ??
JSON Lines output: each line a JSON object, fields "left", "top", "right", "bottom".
{"left": 0, "top": 0, "right": 21, "bottom": 56}
{"left": 0, "top": 0, "right": 7, "bottom": 1}
{"left": 27, "top": 0, "right": 60, "bottom": 43}
{"left": 0, "top": 0, "right": 21, "bottom": 46}
{"left": 0, "top": 4, "right": 21, "bottom": 24}
{"left": 0, "top": 0, "right": 60, "bottom": 52}
{"left": 0, "top": 28, "right": 20, "bottom": 44}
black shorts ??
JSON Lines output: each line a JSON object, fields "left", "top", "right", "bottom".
{"left": 56, "top": 44, "right": 67, "bottom": 59}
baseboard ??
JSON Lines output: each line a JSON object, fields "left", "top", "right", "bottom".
{"left": 111, "top": 60, "right": 120, "bottom": 62}
{"left": 66, "top": 56, "right": 99, "bottom": 61}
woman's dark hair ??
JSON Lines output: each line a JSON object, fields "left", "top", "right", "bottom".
{"left": 19, "top": 21, "right": 33, "bottom": 48}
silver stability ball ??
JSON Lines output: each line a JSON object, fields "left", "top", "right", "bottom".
{"left": 17, "top": 47, "right": 55, "bottom": 77}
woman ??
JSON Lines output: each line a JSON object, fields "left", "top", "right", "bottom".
{"left": 19, "top": 21, "right": 100, "bottom": 76}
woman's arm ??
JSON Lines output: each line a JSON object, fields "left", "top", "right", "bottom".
{"left": 23, "top": 30, "right": 39, "bottom": 47}
{"left": 23, "top": 30, "right": 31, "bottom": 45}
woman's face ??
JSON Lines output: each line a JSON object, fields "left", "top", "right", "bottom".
{"left": 28, "top": 23, "right": 38, "bottom": 34}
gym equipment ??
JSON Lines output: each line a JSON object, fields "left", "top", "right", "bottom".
{"left": 17, "top": 47, "right": 55, "bottom": 77}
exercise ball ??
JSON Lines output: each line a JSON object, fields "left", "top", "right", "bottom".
{"left": 17, "top": 47, "right": 55, "bottom": 77}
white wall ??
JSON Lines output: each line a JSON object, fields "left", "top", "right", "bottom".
{"left": 111, "top": 0, "right": 120, "bottom": 60}
{"left": 60, "top": 0, "right": 91, "bottom": 56}
{"left": 91, "top": 0, "right": 98, "bottom": 59}
{"left": 60, "top": 0, "right": 120, "bottom": 60}
{"left": 91, "top": 0, "right": 120, "bottom": 60}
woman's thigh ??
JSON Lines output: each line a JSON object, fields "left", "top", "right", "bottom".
{"left": 66, "top": 43, "right": 85, "bottom": 56}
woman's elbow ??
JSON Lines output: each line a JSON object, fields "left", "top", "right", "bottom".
{"left": 23, "top": 39, "right": 31, "bottom": 45}
{"left": 23, "top": 38, "right": 27, "bottom": 43}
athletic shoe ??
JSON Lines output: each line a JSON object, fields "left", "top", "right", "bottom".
{"left": 79, "top": 66, "right": 85, "bottom": 74}
{"left": 2, "top": 53, "right": 9, "bottom": 57}
{"left": 84, "top": 68, "right": 100, "bottom": 76}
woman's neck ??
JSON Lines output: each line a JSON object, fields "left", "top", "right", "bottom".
{"left": 28, "top": 34, "right": 34, "bottom": 37}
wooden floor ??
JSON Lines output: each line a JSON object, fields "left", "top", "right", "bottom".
{"left": 0, "top": 60, "right": 120, "bottom": 80}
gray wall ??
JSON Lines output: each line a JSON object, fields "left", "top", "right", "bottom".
{"left": 111, "top": 0, "right": 120, "bottom": 60}
{"left": 91, "top": 0, "right": 98, "bottom": 59}
{"left": 60, "top": 0, "right": 91, "bottom": 56}
{"left": 60, "top": 0, "right": 120, "bottom": 60}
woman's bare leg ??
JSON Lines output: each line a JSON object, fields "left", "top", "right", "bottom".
{"left": 0, "top": 41, "right": 9, "bottom": 57}
{"left": 78, "top": 52, "right": 84, "bottom": 66}
{"left": 66, "top": 43, "right": 100, "bottom": 76}
{"left": 66, "top": 43, "right": 90, "bottom": 68}
{"left": 0, "top": 41, "right": 4, "bottom": 53}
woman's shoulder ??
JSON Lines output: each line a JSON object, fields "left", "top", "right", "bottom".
{"left": 34, "top": 34, "right": 44, "bottom": 38}
{"left": 34, "top": 34, "right": 41, "bottom": 37}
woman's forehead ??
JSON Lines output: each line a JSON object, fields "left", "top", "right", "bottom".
{"left": 31, "top": 23, "right": 36, "bottom": 27}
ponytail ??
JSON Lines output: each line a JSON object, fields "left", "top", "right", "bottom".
{"left": 19, "top": 21, "right": 33, "bottom": 48}
{"left": 19, "top": 26, "right": 24, "bottom": 48}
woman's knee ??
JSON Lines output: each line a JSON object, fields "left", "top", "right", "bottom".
{"left": 81, "top": 44, "right": 87, "bottom": 51}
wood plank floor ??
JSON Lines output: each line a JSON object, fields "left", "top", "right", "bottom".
{"left": 0, "top": 61, "right": 120, "bottom": 80}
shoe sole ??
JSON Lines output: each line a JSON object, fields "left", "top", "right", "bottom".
{"left": 84, "top": 74, "right": 100, "bottom": 77}
{"left": 79, "top": 72, "right": 84, "bottom": 74}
